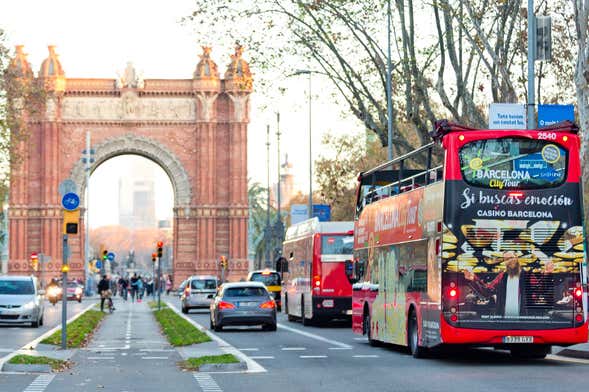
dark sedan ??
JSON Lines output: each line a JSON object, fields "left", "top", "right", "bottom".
{"left": 209, "top": 282, "right": 277, "bottom": 332}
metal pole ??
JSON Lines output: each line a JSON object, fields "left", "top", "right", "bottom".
{"left": 527, "top": 0, "right": 536, "bottom": 129}
{"left": 386, "top": 0, "right": 394, "bottom": 160}
{"left": 265, "top": 125, "right": 271, "bottom": 268}
{"left": 157, "top": 256, "right": 161, "bottom": 310}
{"left": 84, "top": 131, "right": 91, "bottom": 295}
{"left": 308, "top": 73, "right": 313, "bottom": 219}
{"left": 276, "top": 112, "right": 281, "bottom": 225}
{"left": 61, "top": 235, "right": 68, "bottom": 350}
{"left": 152, "top": 262, "right": 155, "bottom": 299}
{"left": 39, "top": 253, "right": 44, "bottom": 289}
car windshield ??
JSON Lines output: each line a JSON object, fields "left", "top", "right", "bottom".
{"left": 249, "top": 273, "right": 280, "bottom": 286}
{"left": 191, "top": 279, "right": 217, "bottom": 290}
{"left": 223, "top": 287, "right": 267, "bottom": 297}
{"left": 0, "top": 280, "right": 35, "bottom": 295}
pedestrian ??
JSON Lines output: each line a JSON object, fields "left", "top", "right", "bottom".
{"left": 137, "top": 275, "right": 144, "bottom": 302}
{"left": 97, "top": 275, "right": 111, "bottom": 312}
{"left": 165, "top": 275, "right": 172, "bottom": 296}
{"left": 118, "top": 276, "right": 129, "bottom": 301}
{"left": 130, "top": 273, "right": 139, "bottom": 302}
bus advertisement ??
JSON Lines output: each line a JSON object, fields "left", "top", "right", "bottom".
{"left": 282, "top": 218, "right": 354, "bottom": 325}
{"left": 351, "top": 120, "right": 588, "bottom": 358}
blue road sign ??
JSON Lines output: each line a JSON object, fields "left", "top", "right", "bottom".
{"left": 538, "top": 104, "right": 575, "bottom": 127}
{"left": 95, "top": 260, "right": 102, "bottom": 269}
{"left": 107, "top": 252, "right": 115, "bottom": 261}
{"left": 61, "top": 192, "right": 80, "bottom": 211}
{"left": 312, "top": 204, "right": 331, "bottom": 222}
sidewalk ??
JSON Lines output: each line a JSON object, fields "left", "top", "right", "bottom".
{"left": 45, "top": 299, "right": 199, "bottom": 391}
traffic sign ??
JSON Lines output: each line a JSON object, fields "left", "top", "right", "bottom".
{"left": 61, "top": 192, "right": 80, "bottom": 211}
{"left": 107, "top": 252, "right": 115, "bottom": 261}
{"left": 58, "top": 179, "right": 78, "bottom": 197}
{"left": 95, "top": 260, "right": 102, "bottom": 269}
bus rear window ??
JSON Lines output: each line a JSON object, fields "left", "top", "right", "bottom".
{"left": 459, "top": 138, "right": 567, "bottom": 189}
{"left": 321, "top": 235, "right": 354, "bottom": 255}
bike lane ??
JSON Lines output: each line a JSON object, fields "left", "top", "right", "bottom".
{"left": 45, "top": 300, "right": 199, "bottom": 392}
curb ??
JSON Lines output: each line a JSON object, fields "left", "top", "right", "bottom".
{"left": 199, "top": 362, "right": 248, "bottom": 372}
{"left": 553, "top": 348, "right": 589, "bottom": 360}
{"left": 163, "top": 300, "right": 266, "bottom": 373}
{"left": 2, "top": 363, "right": 52, "bottom": 373}
{"left": 0, "top": 302, "right": 96, "bottom": 373}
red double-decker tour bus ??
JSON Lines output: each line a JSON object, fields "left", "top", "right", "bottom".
{"left": 351, "top": 120, "right": 588, "bottom": 358}
{"left": 282, "top": 218, "right": 354, "bottom": 325}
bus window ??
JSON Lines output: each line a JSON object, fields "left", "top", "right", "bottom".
{"left": 459, "top": 138, "right": 567, "bottom": 189}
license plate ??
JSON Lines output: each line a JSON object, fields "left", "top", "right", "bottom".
{"left": 322, "top": 299, "right": 334, "bottom": 308}
{"left": 503, "top": 336, "right": 533, "bottom": 344}
{"left": 238, "top": 302, "right": 256, "bottom": 307}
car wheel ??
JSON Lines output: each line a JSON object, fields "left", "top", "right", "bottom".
{"left": 210, "top": 317, "right": 214, "bottom": 330}
{"left": 181, "top": 304, "right": 188, "bottom": 314}
{"left": 39, "top": 315, "right": 44, "bottom": 326}
{"left": 267, "top": 323, "right": 277, "bottom": 331}
{"left": 31, "top": 319, "right": 39, "bottom": 328}
{"left": 78, "top": 298, "right": 82, "bottom": 303}
{"left": 214, "top": 323, "right": 222, "bottom": 332}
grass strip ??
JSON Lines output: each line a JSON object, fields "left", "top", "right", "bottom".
{"left": 153, "top": 307, "right": 211, "bottom": 346}
{"left": 40, "top": 310, "right": 105, "bottom": 348}
{"left": 9, "top": 354, "right": 69, "bottom": 372}
{"left": 148, "top": 300, "right": 167, "bottom": 309}
{"left": 179, "top": 354, "right": 239, "bottom": 370}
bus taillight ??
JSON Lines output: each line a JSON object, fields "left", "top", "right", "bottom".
{"left": 449, "top": 288, "right": 458, "bottom": 298}
{"left": 575, "top": 288, "right": 583, "bottom": 299}
{"left": 313, "top": 275, "right": 321, "bottom": 290}
{"left": 576, "top": 314, "right": 583, "bottom": 323}
{"left": 450, "top": 314, "right": 458, "bottom": 322}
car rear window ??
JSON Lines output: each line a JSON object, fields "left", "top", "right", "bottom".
{"left": 224, "top": 287, "right": 267, "bottom": 297}
{"left": 249, "top": 273, "right": 280, "bottom": 286}
{"left": 0, "top": 280, "right": 34, "bottom": 295}
{"left": 191, "top": 279, "right": 217, "bottom": 290}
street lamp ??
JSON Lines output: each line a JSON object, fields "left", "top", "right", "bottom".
{"left": 82, "top": 131, "right": 95, "bottom": 295}
{"left": 291, "top": 69, "right": 313, "bottom": 219}
{"left": 274, "top": 112, "right": 285, "bottom": 262}
{"left": 264, "top": 124, "right": 272, "bottom": 268}
{"left": 386, "top": 0, "right": 394, "bottom": 160}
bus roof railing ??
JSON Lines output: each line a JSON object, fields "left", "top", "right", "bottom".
{"left": 359, "top": 142, "right": 436, "bottom": 179}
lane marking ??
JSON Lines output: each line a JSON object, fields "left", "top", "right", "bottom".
{"left": 0, "top": 302, "right": 96, "bottom": 374}
{"left": 88, "top": 356, "right": 114, "bottom": 360}
{"left": 353, "top": 337, "right": 365, "bottom": 341}
{"left": 141, "top": 356, "right": 169, "bottom": 360}
{"left": 194, "top": 373, "right": 223, "bottom": 392}
{"left": 277, "top": 323, "right": 353, "bottom": 349}
{"left": 165, "top": 301, "right": 265, "bottom": 374}
{"left": 353, "top": 355, "right": 379, "bottom": 358}
{"left": 23, "top": 374, "right": 54, "bottom": 392}
{"left": 328, "top": 347, "right": 353, "bottom": 350}
{"left": 249, "top": 356, "right": 275, "bottom": 359}
{"left": 281, "top": 347, "right": 306, "bottom": 351}
{"left": 299, "top": 355, "right": 327, "bottom": 358}
{"left": 238, "top": 348, "right": 259, "bottom": 352}
{"left": 139, "top": 349, "right": 175, "bottom": 352}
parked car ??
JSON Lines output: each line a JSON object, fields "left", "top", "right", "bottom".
{"left": 247, "top": 269, "right": 282, "bottom": 311}
{"left": 65, "top": 281, "right": 83, "bottom": 302}
{"left": 181, "top": 275, "right": 219, "bottom": 313}
{"left": 210, "top": 281, "right": 277, "bottom": 332}
{"left": 0, "top": 275, "right": 44, "bottom": 327}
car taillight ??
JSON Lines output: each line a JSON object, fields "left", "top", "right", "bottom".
{"left": 217, "top": 301, "right": 235, "bottom": 310}
{"left": 184, "top": 287, "right": 190, "bottom": 297}
{"left": 259, "top": 300, "right": 276, "bottom": 309}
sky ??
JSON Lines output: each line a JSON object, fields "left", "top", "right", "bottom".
{"left": 0, "top": 0, "right": 362, "bottom": 225}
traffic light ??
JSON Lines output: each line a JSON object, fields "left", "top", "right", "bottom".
{"left": 220, "top": 255, "right": 228, "bottom": 270}
{"left": 156, "top": 241, "right": 163, "bottom": 258}
{"left": 63, "top": 209, "right": 80, "bottom": 235}
{"left": 30, "top": 252, "right": 39, "bottom": 271}
{"left": 152, "top": 252, "right": 157, "bottom": 263}
{"left": 102, "top": 250, "right": 108, "bottom": 262}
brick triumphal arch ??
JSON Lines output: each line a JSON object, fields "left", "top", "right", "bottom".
{"left": 8, "top": 45, "right": 252, "bottom": 284}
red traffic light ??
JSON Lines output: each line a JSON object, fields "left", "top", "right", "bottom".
{"left": 157, "top": 241, "right": 164, "bottom": 248}
{"left": 30, "top": 252, "right": 38, "bottom": 261}
{"left": 152, "top": 253, "right": 157, "bottom": 258}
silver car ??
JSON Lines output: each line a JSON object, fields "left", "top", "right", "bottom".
{"left": 210, "top": 281, "right": 277, "bottom": 332}
{"left": 181, "top": 275, "right": 219, "bottom": 313}
{"left": 0, "top": 276, "right": 44, "bottom": 327}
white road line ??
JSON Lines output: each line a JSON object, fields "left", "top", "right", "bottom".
{"left": 353, "top": 337, "right": 366, "bottom": 341}
{"left": 249, "top": 356, "right": 275, "bottom": 359}
{"left": 299, "top": 355, "right": 327, "bottom": 358}
{"left": 328, "top": 347, "right": 353, "bottom": 350}
{"left": 194, "top": 373, "right": 223, "bottom": 392}
{"left": 141, "top": 356, "right": 169, "bottom": 360}
{"left": 238, "top": 348, "right": 259, "bottom": 351}
{"left": 23, "top": 374, "right": 54, "bottom": 392}
{"left": 353, "top": 355, "right": 379, "bottom": 358}
{"left": 165, "top": 300, "right": 266, "bottom": 374}
{"left": 88, "top": 356, "right": 114, "bottom": 360}
{"left": 277, "top": 323, "right": 353, "bottom": 349}
{"left": 139, "top": 349, "right": 175, "bottom": 352}
{"left": 281, "top": 347, "right": 306, "bottom": 351}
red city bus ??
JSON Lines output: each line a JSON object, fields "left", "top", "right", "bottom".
{"left": 282, "top": 218, "right": 354, "bottom": 325}
{"left": 351, "top": 120, "right": 588, "bottom": 358}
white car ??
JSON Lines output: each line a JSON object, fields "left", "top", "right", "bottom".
{"left": 0, "top": 276, "right": 44, "bottom": 327}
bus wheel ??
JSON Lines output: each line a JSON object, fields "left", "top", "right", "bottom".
{"left": 364, "top": 310, "right": 380, "bottom": 347}
{"left": 286, "top": 296, "right": 296, "bottom": 322}
{"left": 301, "top": 297, "right": 309, "bottom": 326}
{"left": 510, "top": 345, "right": 549, "bottom": 359}
{"left": 408, "top": 310, "right": 427, "bottom": 358}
